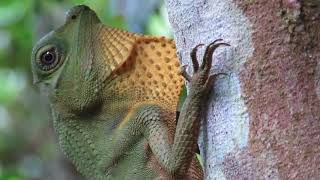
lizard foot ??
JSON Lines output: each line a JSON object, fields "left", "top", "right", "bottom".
{"left": 181, "top": 40, "right": 230, "bottom": 93}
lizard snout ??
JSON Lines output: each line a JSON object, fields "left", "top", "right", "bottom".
{"left": 66, "top": 4, "right": 92, "bottom": 21}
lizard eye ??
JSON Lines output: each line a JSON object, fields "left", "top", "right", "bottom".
{"left": 36, "top": 45, "right": 61, "bottom": 72}
{"left": 41, "top": 49, "right": 56, "bottom": 65}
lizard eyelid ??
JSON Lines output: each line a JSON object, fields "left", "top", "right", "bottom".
{"left": 35, "top": 44, "right": 62, "bottom": 74}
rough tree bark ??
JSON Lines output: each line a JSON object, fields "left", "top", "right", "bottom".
{"left": 165, "top": 0, "right": 320, "bottom": 179}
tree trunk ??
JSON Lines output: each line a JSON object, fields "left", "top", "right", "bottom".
{"left": 165, "top": 0, "right": 320, "bottom": 179}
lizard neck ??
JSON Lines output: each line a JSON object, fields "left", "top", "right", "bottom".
{"left": 50, "top": 90, "right": 133, "bottom": 179}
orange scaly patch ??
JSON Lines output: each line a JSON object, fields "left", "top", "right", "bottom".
{"left": 114, "top": 36, "right": 184, "bottom": 110}
{"left": 96, "top": 27, "right": 184, "bottom": 128}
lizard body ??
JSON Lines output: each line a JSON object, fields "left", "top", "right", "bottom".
{"left": 31, "top": 5, "right": 228, "bottom": 180}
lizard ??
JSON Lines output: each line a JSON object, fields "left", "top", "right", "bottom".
{"left": 31, "top": 5, "right": 229, "bottom": 180}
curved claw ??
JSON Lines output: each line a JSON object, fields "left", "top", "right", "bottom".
{"left": 180, "top": 65, "right": 191, "bottom": 82}
{"left": 190, "top": 44, "right": 204, "bottom": 72}
{"left": 211, "top": 38, "right": 224, "bottom": 44}
{"left": 201, "top": 42, "right": 230, "bottom": 71}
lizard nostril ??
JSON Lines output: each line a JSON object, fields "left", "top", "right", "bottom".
{"left": 67, "top": 5, "right": 91, "bottom": 20}
{"left": 77, "top": 4, "right": 90, "bottom": 11}
{"left": 82, "top": 5, "right": 90, "bottom": 10}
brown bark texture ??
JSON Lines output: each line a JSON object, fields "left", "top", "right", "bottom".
{"left": 165, "top": 0, "right": 320, "bottom": 179}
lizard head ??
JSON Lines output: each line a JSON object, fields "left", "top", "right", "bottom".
{"left": 31, "top": 5, "right": 104, "bottom": 113}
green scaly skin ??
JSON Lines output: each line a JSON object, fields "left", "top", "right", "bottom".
{"left": 31, "top": 5, "right": 229, "bottom": 180}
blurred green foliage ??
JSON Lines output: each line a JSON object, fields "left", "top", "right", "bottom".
{"left": 0, "top": 0, "right": 170, "bottom": 179}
